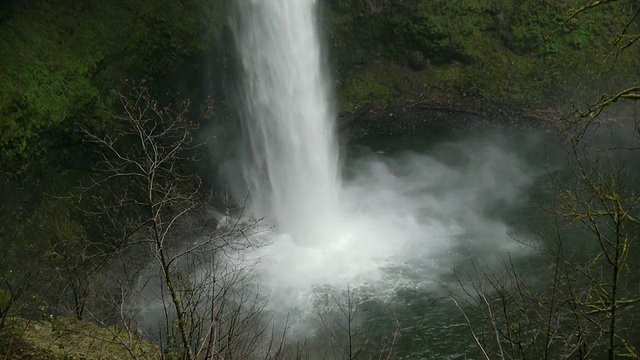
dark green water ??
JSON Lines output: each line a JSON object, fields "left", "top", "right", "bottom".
{"left": 299, "top": 119, "right": 640, "bottom": 359}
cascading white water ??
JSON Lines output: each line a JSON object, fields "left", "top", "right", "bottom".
{"left": 232, "top": 0, "right": 535, "bottom": 309}
{"left": 129, "top": 1, "right": 543, "bottom": 350}
{"left": 235, "top": 0, "right": 343, "bottom": 246}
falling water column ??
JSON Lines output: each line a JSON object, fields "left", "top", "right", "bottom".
{"left": 235, "top": 0, "right": 343, "bottom": 245}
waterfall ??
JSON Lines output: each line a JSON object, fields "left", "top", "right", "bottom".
{"left": 231, "top": 0, "right": 533, "bottom": 309}
{"left": 234, "top": 0, "right": 343, "bottom": 245}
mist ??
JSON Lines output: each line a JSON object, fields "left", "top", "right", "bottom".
{"left": 222, "top": 128, "right": 547, "bottom": 314}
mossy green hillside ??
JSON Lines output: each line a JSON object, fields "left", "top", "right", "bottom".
{"left": 327, "top": 0, "right": 639, "bottom": 113}
{"left": 1, "top": 317, "right": 160, "bottom": 359}
{"left": 1, "top": 0, "right": 636, "bottom": 171}
{"left": 0, "top": 0, "right": 227, "bottom": 176}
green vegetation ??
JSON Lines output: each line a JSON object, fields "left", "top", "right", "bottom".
{"left": 325, "top": 0, "right": 639, "bottom": 113}
{"left": 1, "top": 0, "right": 637, "bottom": 172}
{"left": 0, "top": 0, "right": 226, "bottom": 176}
{"left": 1, "top": 317, "right": 160, "bottom": 359}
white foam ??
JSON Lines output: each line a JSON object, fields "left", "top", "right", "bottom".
{"left": 232, "top": 0, "right": 534, "bottom": 314}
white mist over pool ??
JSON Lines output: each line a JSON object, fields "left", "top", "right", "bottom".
{"left": 232, "top": 0, "right": 534, "bottom": 309}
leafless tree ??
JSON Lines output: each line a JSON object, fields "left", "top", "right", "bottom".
{"left": 450, "top": 3, "right": 640, "bottom": 358}
{"left": 0, "top": 246, "right": 49, "bottom": 329}
{"left": 311, "top": 286, "right": 400, "bottom": 360}
{"left": 453, "top": 142, "right": 639, "bottom": 358}
{"left": 80, "top": 83, "right": 291, "bottom": 359}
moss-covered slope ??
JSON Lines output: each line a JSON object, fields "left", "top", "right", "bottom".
{"left": 0, "top": 0, "right": 227, "bottom": 176}
{"left": 325, "top": 0, "right": 639, "bottom": 113}
{"left": 1, "top": 317, "right": 160, "bottom": 359}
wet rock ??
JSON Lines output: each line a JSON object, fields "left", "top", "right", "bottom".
{"left": 407, "top": 51, "right": 427, "bottom": 71}
{"left": 341, "top": 104, "right": 556, "bottom": 141}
